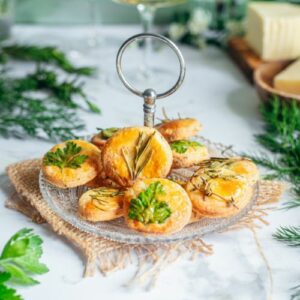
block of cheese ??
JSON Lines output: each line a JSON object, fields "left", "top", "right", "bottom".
{"left": 246, "top": 2, "right": 300, "bottom": 61}
{"left": 274, "top": 59, "right": 300, "bottom": 94}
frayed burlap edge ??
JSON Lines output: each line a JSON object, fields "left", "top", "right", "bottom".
{"left": 5, "top": 159, "right": 286, "bottom": 288}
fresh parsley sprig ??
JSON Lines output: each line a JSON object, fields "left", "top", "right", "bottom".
{"left": 128, "top": 181, "right": 172, "bottom": 225}
{"left": 170, "top": 140, "right": 203, "bottom": 154}
{"left": 0, "top": 228, "right": 48, "bottom": 300}
{"left": 43, "top": 141, "right": 88, "bottom": 169}
{"left": 0, "top": 272, "right": 22, "bottom": 300}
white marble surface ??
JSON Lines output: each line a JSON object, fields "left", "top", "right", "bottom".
{"left": 0, "top": 25, "right": 298, "bottom": 300}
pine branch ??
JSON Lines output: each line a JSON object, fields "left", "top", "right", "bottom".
{"left": 273, "top": 226, "right": 300, "bottom": 247}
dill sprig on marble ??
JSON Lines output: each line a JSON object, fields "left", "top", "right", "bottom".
{"left": 245, "top": 97, "right": 300, "bottom": 207}
{"left": 244, "top": 97, "right": 300, "bottom": 299}
{"left": 1, "top": 44, "right": 96, "bottom": 76}
{"left": 0, "top": 43, "right": 100, "bottom": 141}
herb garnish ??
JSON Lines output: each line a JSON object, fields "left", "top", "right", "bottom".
{"left": 190, "top": 158, "right": 246, "bottom": 208}
{"left": 171, "top": 140, "right": 203, "bottom": 154}
{"left": 244, "top": 97, "right": 300, "bottom": 299}
{"left": 90, "top": 188, "right": 124, "bottom": 211}
{"left": 15, "top": 68, "right": 100, "bottom": 113}
{"left": 0, "top": 44, "right": 100, "bottom": 141}
{"left": 1, "top": 45, "right": 96, "bottom": 76}
{"left": 0, "top": 272, "right": 22, "bottom": 300}
{"left": 0, "top": 228, "right": 48, "bottom": 299}
{"left": 43, "top": 141, "right": 88, "bottom": 169}
{"left": 100, "top": 127, "right": 119, "bottom": 140}
{"left": 273, "top": 226, "right": 300, "bottom": 247}
{"left": 157, "top": 107, "right": 183, "bottom": 124}
{"left": 121, "top": 132, "right": 155, "bottom": 181}
{"left": 128, "top": 181, "right": 172, "bottom": 224}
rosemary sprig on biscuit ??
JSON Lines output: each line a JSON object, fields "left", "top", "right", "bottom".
{"left": 90, "top": 188, "right": 124, "bottom": 212}
{"left": 190, "top": 158, "right": 246, "bottom": 208}
{"left": 121, "top": 132, "right": 155, "bottom": 181}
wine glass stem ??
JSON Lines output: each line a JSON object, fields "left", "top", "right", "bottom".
{"left": 137, "top": 4, "right": 155, "bottom": 32}
{"left": 88, "top": 0, "right": 99, "bottom": 47}
{"left": 137, "top": 4, "right": 156, "bottom": 79}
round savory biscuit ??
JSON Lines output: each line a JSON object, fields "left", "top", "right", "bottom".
{"left": 78, "top": 187, "right": 124, "bottom": 222}
{"left": 91, "top": 135, "right": 106, "bottom": 149}
{"left": 42, "top": 140, "right": 101, "bottom": 188}
{"left": 185, "top": 176, "right": 252, "bottom": 218}
{"left": 155, "top": 118, "right": 202, "bottom": 142}
{"left": 170, "top": 140, "right": 209, "bottom": 169}
{"left": 102, "top": 127, "right": 173, "bottom": 187}
{"left": 91, "top": 127, "right": 119, "bottom": 149}
{"left": 228, "top": 158, "right": 259, "bottom": 185}
{"left": 124, "top": 178, "right": 192, "bottom": 234}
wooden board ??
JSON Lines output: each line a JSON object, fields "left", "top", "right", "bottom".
{"left": 227, "top": 38, "right": 299, "bottom": 102}
{"left": 227, "top": 37, "right": 265, "bottom": 84}
{"left": 254, "top": 61, "right": 300, "bottom": 103}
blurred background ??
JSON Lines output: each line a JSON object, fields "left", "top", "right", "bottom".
{"left": 9, "top": 0, "right": 298, "bottom": 25}
{"left": 1, "top": 0, "right": 300, "bottom": 142}
{"left": 11, "top": 1, "right": 228, "bottom": 24}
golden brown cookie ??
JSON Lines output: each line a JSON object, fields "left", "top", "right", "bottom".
{"left": 91, "top": 127, "right": 119, "bottom": 149}
{"left": 155, "top": 118, "right": 202, "bottom": 142}
{"left": 102, "top": 127, "right": 173, "bottom": 187}
{"left": 185, "top": 157, "right": 257, "bottom": 218}
{"left": 78, "top": 187, "right": 124, "bottom": 222}
{"left": 42, "top": 140, "right": 101, "bottom": 188}
{"left": 227, "top": 158, "right": 259, "bottom": 185}
{"left": 124, "top": 178, "right": 192, "bottom": 234}
{"left": 170, "top": 140, "right": 209, "bottom": 169}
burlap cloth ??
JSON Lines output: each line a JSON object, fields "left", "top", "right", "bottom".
{"left": 5, "top": 159, "right": 286, "bottom": 287}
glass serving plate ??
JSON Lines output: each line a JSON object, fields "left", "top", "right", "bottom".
{"left": 39, "top": 136, "right": 259, "bottom": 244}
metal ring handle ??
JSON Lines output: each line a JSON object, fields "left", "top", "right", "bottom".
{"left": 116, "top": 33, "right": 186, "bottom": 99}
